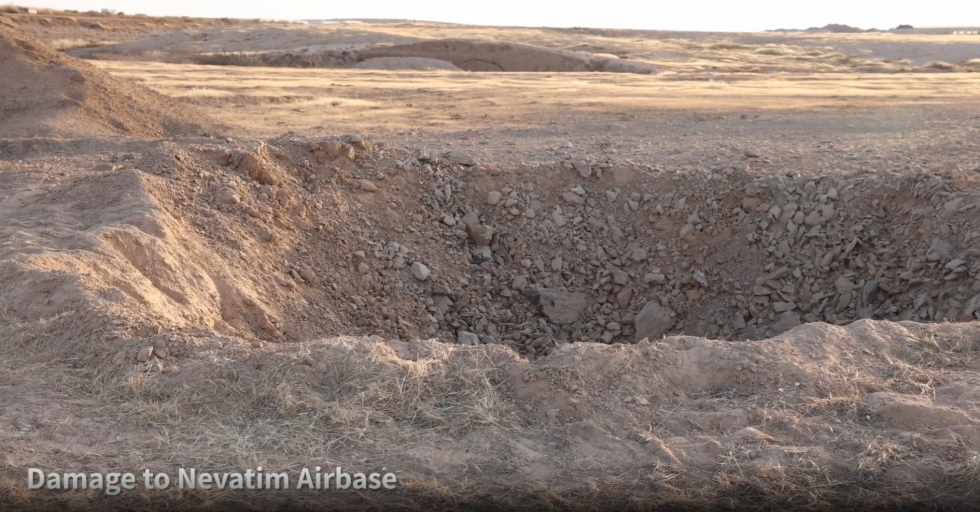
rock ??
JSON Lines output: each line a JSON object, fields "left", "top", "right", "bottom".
{"left": 835, "top": 277, "right": 855, "bottom": 295}
{"left": 733, "top": 314, "right": 746, "bottom": 329}
{"left": 634, "top": 396, "right": 649, "bottom": 406}
{"left": 634, "top": 301, "right": 675, "bottom": 342}
{"left": 298, "top": 266, "right": 317, "bottom": 283}
{"left": 471, "top": 246, "right": 492, "bottom": 265}
{"left": 460, "top": 211, "right": 480, "bottom": 228}
{"left": 238, "top": 153, "right": 275, "bottom": 184}
{"left": 773, "top": 301, "right": 795, "bottom": 312}
{"left": 562, "top": 191, "right": 585, "bottom": 206}
{"left": 612, "top": 270, "right": 629, "bottom": 285}
{"left": 446, "top": 151, "right": 476, "bottom": 166}
{"left": 512, "top": 275, "right": 529, "bottom": 291}
{"left": 392, "top": 256, "right": 406, "bottom": 269}
{"left": 772, "top": 312, "right": 801, "bottom": 333}
{"left": 551, "top": 210, "right": 566, "bottom": 227}
{"left": 551, "top": 257, "right": 563, "bottom": 272}
{"left": 345, "top": 134, "right": 368, "bottom": 150}
{"left": 804, "top": 210, "right": 823, "bottom": 226}
{"left": 523, "top": 287, "right": 588, "bottom": 325}
{"left": 630, "top": 248, "right": 647, "bottom": 262}
{"left": 322, "top": 141, "right": 343, "bottom": 160}
{"left": 742, "top": 197, "right": 762, "bottom": 211}
{"left": 215, "top": 187, "right": 241, "bottom": 205}
{"left": 927, "top": 239, "right": 953, "bottom": 262}
{"left": 644, "top": 272, "right": 667, "bottom": 285}
{"left": 443, "top": 215, "right": 457, "bottom": 227}
{"left": 411, "top": 262, "right": 431, "bottom": 281}
{"left": 946, "top": 258, "right": 967, "bottom": 271}
{"left": 862, "top": 281, "right": 880, "bottom": 304}
{"left": 467, "top": 225, "right": 493, "bottom": 245}
{"left": 137, "top": 346, "right": 154, "bottom": 362}
{"left": 692, "top": 270, "right": 708, "bottom": 288}
{"left": 573, "top": 161, "right": 591, "bottom": 178}
{"left": 356, "top": 179, "right": 378, "bottom": 192}
{"left": 457, "top": 331, "right": 480, "bottom": 345}
{"left": 616, "top": 286, "right": 634, "bottom": 309}
{"left": 745, "top": 149, "right": 760, "bottom": 158}
{"left": 487, "top": 191, "right": 503, "bottom": 205}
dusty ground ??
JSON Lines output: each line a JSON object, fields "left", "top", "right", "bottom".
{"left": 3, "top": 12, "right": 980, "bottom": 512}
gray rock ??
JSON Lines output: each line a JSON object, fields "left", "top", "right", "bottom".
{"left": 446, "top": 151, "right": 476, "bottom": 166}
{"left": 457, "top": 331, "right": 480, "bottom": 345}
{"left": 562, "top": 192, "right": 585, "bottom": 206}
{"left": 927, "top": 239, "right": 953, "bottom": 262}
{"left": 460, "top": 211, "right": 480, "bottom": 228}
{"left": 835, "top": 277, "right": 855, "bottom": 295}
{"left": 523, "top": 287, "right": 588, "bottom": 325}
{"left": 487, "top": 191, "right": 502, "bottom": 205}
{"left": 862, "top": 280, "right": 880, "bottom": 304}
{"left": 471, "top": 246, "right": 492, "bottom": 265}
{"left": 773, "top": 301, "right": 796, "bottom": 312}
{"left": 412, "top": 262, "right": 431, "bottom": 281}
{"left": 512, "top": 275, "right": 528, "bottom": 291}
{"left": 634, "top": 301, "right": 675, "bottom": 342}
{"left": 616, "top": 286, "right": 634, "bottom": 309}
{"left": 612, "top": 270, "right": 629, "bottom": 285}
{"left": 772, "top": 312, "right": 801, "bottom": 333}
{"left": 432, "top": 295, "right": 454, "bottom": 314}
{"left": 467, "top": 224, "right": 493, "bottom": 245}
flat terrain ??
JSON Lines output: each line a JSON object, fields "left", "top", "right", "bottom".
{"left": 3, "top": 12, "right": 980, "bottom": 512}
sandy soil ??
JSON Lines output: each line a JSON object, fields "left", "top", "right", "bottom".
{"left": 3, "top": 13, "right": 980, "bottom": 512}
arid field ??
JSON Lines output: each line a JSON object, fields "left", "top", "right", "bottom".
{"left": 2, "top": 9, "right": 980, "bottom": 512}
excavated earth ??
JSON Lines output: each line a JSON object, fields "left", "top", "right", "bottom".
{"left": 5, "top": 21, "right": 980, "bottom": 512}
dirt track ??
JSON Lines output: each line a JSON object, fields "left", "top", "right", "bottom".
{"left": 3, "top": 13, "right": 980, "bottom": 512}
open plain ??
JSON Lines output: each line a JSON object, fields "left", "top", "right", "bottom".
{"left": 2, "top": 10, "right": 980, "bottom": 511}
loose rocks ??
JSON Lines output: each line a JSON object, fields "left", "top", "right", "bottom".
{"left": 523, "top": 287, "right": 588, "bottom": 324}
{"left": 634, "top": 301, "right": 675, "bottom": 342}
{"left": 412, "top": 262, "right": 431, "bottom": 281}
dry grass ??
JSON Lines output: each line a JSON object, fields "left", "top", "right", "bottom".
{"left": 77, "top": 338, "right": 520, "bottom": 468}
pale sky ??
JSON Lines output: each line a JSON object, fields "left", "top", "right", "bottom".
{"left": 19, "top": 0, "right": 980, "bottom": 32}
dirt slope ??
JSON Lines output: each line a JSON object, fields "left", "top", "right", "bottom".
{"left": 0, "top": 25, "right": 214, "bottom": 138}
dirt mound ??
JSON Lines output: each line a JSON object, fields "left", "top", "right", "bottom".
{"left": 353, "top": 56, "right": 461, "bottom": 71}
{"left": 0, "top": 25, "right": 214, "bottom": 138}
{"left": 198, "top": 38, "right": 658, "bottom": 74}
{"left": 357, "top": 39, "right": 657, "bottom": 73}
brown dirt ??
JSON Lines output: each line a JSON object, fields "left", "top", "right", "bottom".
{"left": 0, "top": 25, "right": 215, "bottom": 138}
{"left": 4, "top": 20, "right": 980, "bottom": 512}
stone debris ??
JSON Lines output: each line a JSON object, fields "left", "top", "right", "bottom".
{"left": 411, "top": 262, "right": 431, "bottom": 281}
{"left": 634, "top": 301, "right": 675, "bottom": 341}
{"left": 111, "top": 135, "right": 980, "bottom": 358}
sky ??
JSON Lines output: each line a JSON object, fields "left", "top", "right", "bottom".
{"left": 19, "top": 0, "right": 980, "bottom": 32}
